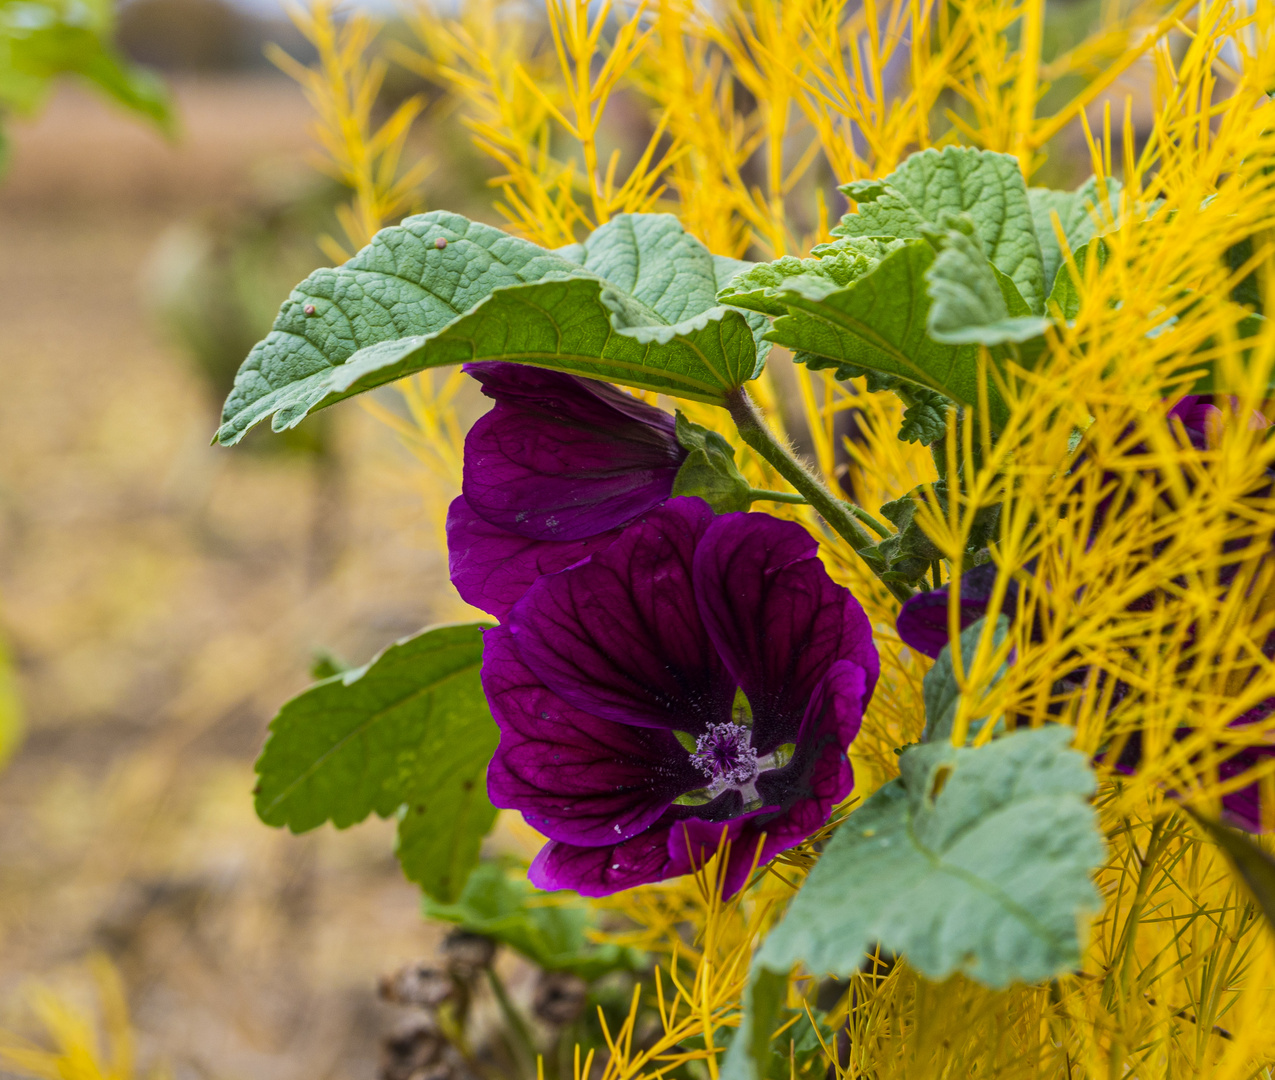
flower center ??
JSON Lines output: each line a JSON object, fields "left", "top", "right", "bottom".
{"left": 691, "top": 722, "right": 759, "bottom": 786}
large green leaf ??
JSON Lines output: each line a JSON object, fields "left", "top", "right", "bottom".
{"left": 1029, "top": 176, "right": 1122, "bottom": 296}
{"left": 834, "top": 147, "right": 1046, "bottom": 314}
{"left": 216, "top": 212, "right": 762, "bottom": 445}
{"left": 725, "top": 728, "right": 1104, "bottom": 1080}
{"left": 423, "top": 861, "right": 643, "bottom": 981}
{"left": 254, "top": 622, "right": 498, "bottom": 902}
{"left": 767, "top": 240, "right": 1013, "bottom": 428}
{"left": 757, "top": 726, "right": 1103, "bottom": 985}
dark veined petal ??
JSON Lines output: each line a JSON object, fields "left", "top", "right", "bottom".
{"left": 446, "top": 496, "right": 622, "bottom": 618}
{"left": 507, "top": 498, "right": 734, "bottom": 733}
{"left": 693, "top": 512, "right": 878, "bottom": 754}
{"left": 482, "top": 627, "right": 702, "bottom": 846}
{"left": 462, "top": 362, "right": 685, "bottom": 542}
{"left": 529, "top": 665, "right": 865, "bottom": 899}
{"left": 529, "top": 823, "right": 688, "bottom": 897}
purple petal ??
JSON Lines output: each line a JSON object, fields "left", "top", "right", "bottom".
{"left": 529, "top": 825, "right": 685, "bottom": 896}
{"left": 692, "top": 512, "right": 878, "bottom": 754}
{"left": 462, "top": 362, "right": 685, "bottom": 542}
{"left": 446, "top": 496, "right": 622, "bottom": 618}
{"left": 896, "top": 562, "right": 1009, "bottom": 660}
{"left": 482, "top": 627, "right": 702, "bottom": 845}
{"left": 507, "top": 498, "right": 734, "bottom": 733}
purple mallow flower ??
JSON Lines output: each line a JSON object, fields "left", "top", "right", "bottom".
{"left": 447, "top": 362, "right": 687, "bottom": 618}
{"left": 482, "top": 497, "right": 878, "bottom": 897}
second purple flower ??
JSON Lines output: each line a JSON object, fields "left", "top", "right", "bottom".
{"left": 447, "top": 362, "right": 688, "bottom": 618}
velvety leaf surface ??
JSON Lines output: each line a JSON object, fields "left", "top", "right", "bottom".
{"left": 216, "top": 212, "right": 762, "bottom": 444}
{"left": 254, "top": 622, "right": 498, "bottom": 901}
{"left": 716, "top": 240, "right": 899, "bottom": 317}
{"left": 1029, "top": 176, "right": 1122, "bottom": 294}
{"left": 422, "top": 861, "right": 643, "bottom": 980}
{"left": 926, "top": 223, "right": 1050, "bottom": 346}
{"left": 835, "top": 147, "right": 1046, "bottom": 313}
{"left": 767, "top": 240, "right": 1013, "bottom": 428}
{"left": 754, "top": 727, "right": 1103, "bottom": 988}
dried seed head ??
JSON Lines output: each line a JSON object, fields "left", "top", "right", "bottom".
{"left": 532, "top": 971, "right": 589, "bottom": 1027}
{"left": 440, "top": 929, "right": 495, "bottom": 979}
{"left": 303, "top": 304, "right": 317, "bottom": 316}
{"left": 434, "top": 237, "right": 448, "bottom": 250}
{"left": 377, "top": 962, "right": 455, "bottom": 1009}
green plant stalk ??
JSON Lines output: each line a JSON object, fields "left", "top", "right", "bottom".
{"left": 724, "top": 387, "right": 914, "bottom": 603}
{"left": 485, "top": 967, "right": 541, "bottom": 1079}
{"left": 748, "top": 488, "right": 808, "bottom": 505}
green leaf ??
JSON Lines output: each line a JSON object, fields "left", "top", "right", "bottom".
{"left": 1029, "top": 177, "right": 1121, "bottom": 296}
{"left": 670, "top": 411, "right": 752, "bottom": 512}
{"left": 1045, "top": 238, "right": 1106, "bottom": 321}
{"left": 423, "top": 861, "right": 643, "bottom": 981}
{"left": 1184, "top": 809, "right": 1275, "bottom": 934}
{"left": 0, "top": 1, "right": 174, "bottom": 131}
{"left": 768, "top": 240, "right": 1012, "bottom": 429}
{"left": 922, "top": 615, "right": 1010, "bottom": 743}
{"left": 720, "top": 966, "right": 789, "bottom": 1080}
{"left": 924, "top": 216, "right": 1050, "bottom": 346}
{"left": 216, "top": 212, "right": 762, "bottom": 445}
{"left": 897, "top": 389, "right": 948, "bottom": 445}
{"left": 835, "top": 147, "right": 1046, "bottom": 314}
{"left": 254, "top": 622, "right": 498, "bottom": 902}
{"left": 716, "top": 239, "right": 900, "bottom": 317}
{"left": 754, "top": 727, "right": 1104, "bottom": 989}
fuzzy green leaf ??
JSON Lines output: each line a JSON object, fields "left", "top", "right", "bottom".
{"left": 716, "top": 239, "right": 901, "bottom": 317}
{"left": 423, "top": 861, "right": 643, "bottom": 980}
{"left": 755, "top": 727, "right": 1103, "bottom": 988}
{"left": 1029, "top": 177, "right": 1121, "bottom": 295}
{"left": 216, "top": 212, "right": 762, "bottom": 445}
{"left": 835, "top": 147, "right": 1046, "bottom": 314}
{"left": 670, "top": 411, "right": 752, "bottom": 512}
{"left": 925, "top": 217, "right": 1050, "bottom": 346}
{"left": 768, "top": 240, "right": 1013, "bottom": 428}
{"left": 254, "top": 622, "right": 498, "bottom": 902}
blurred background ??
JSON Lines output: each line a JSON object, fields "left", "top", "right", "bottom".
{"left": 0, "top": 4, "right": 502, "bottom": 1077}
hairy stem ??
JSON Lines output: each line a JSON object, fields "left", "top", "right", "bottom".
{"left": 747, "top": 488, "right": 807, "bottom": 505}
{"left": 725, "top": 387, "right": 914, "bottom": 603}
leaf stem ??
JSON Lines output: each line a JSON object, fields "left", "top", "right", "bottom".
{"left": 724, "top": 387, "right": 914, "bottom": 602}
{"left": 747, "top": 488, "right": 808, "bottom": 505}
{"left": 485, "top": 967, "right": 541, "bottom": 1080}
{"left": 847, "top": 504, "right": 894, "bottom": 539}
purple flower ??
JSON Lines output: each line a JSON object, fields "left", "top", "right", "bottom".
{"left": 447, "top": 362, "right": 687, "bottom": 618}
{"left": 482, "top": 497, "right": 878, "bottom": 897}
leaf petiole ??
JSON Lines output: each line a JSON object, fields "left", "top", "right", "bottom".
{"left": 724, "top": 387, "right": 914, "bottom": 602}
{"left": 747, "top": 488, "right": 807, "bottom": 506}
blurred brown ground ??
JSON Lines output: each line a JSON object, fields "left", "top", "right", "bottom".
{"left": 0, "top": 75, "right": 466, "bottom": 1080}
